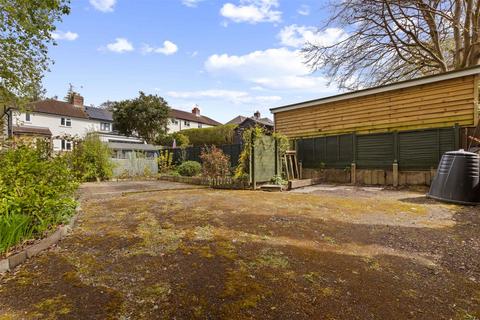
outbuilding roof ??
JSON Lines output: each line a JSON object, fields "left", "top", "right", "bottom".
{"left": 13, "top": 125, "right": 52, "bottom": 136}
{"left": 107, "top": 142, "right": 159, "bottom": 151}
{"left": 270, "top": 65, "right": 480, "bottom": 114}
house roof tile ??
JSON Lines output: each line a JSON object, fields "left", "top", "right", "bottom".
{"left": 29, "top": 99, "right": 89, "bottom": 119}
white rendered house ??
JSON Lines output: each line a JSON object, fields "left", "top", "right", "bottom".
{"left": 167, "top": 106, "right": 221, "bottom": 133}
{"left": 3, "top": 93, "right": 142, "bottom": 151}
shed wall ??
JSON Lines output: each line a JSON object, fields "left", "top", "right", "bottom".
{"left": 274, "top": 76, "right": 476, "bottom": 138}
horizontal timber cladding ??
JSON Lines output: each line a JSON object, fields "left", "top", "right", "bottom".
{"left": 274, "top": 76, "right": 475, "bottom": 139}
{"left": 296, "top": 127, "right": 458, "bottom": 170}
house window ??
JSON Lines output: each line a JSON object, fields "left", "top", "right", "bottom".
{"left": 198, "top": 123, "right": 202, "bottom": 128}
{"left": 184, "top": 120, "right": 190, "bottom": 127}
{"left": 61, "top": 117, "right": 72, "bottom": 127}
{"left": 61, "top": 140, "right": 72, "bottom": 151}
{"left": 100, "top": 122, "right": 111, "bottom": 131}
{"left": 171, "top": 119, "right": 179, "bottom": 125}
{"left": 25, "top": 113, "right": 31, "bottom": 122}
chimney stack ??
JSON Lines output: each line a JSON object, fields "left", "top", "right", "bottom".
{"left": 254, "top": 110, "right": 261, "bottom": 119}
{"left": 192, "top": 105, "right": 200, "bottom": 117}
{"left": 70, "top": 93, "right": 84, "bottom": 108}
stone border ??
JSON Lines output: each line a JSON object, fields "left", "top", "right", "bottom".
{"left": 0, "top": 206, "right": 81, "bottom": 274}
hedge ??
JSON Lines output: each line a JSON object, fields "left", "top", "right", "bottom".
{"left": 180, "top": 124, "right": 236, "bottom": 146}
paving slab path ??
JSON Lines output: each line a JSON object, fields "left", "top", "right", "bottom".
{"left": 0, "top": 181, "right": 479, "bottom": 319}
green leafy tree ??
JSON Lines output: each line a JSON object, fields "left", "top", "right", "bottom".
{"left": 0, "top": 0, "right": 70, "bottom": 112}
{"left": 112, "top": 91, "right": 170, "bottom": 143}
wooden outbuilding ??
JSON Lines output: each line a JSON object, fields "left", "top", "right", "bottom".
{"left": 270, "top": 66, "right": 480, "bottom": 186}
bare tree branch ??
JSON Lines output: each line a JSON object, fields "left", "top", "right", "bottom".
{"left": 303, "top": 0, "right": 480, "bottom": 90}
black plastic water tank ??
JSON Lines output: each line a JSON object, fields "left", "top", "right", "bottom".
{"left": 427, "top": 150, "right": 480, "bottom": 205}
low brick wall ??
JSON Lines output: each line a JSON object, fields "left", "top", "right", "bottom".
{"left": 302, "top": 167, "right": 435, "bottom": 186}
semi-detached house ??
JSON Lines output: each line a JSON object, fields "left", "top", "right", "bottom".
{"left": 3, "top": 93, "right": 142, "bottom": 151}
{"left": 2, "top": 94, "right": 222, "bottom": 150}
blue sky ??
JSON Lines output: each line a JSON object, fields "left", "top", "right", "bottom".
{"left": 45, "top": 0, "right": 345, "bottom": 123}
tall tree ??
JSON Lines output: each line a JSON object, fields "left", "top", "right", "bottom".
{"left": 112, "top": 92, "right": 170, "bottom": 143}
{"left": 304, "top": 0, "right": 480, "bottom": 90}
{"left": 0, "top": 0, "right": 70, "bottom": 111}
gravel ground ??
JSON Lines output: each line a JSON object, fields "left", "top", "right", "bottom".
{"left": 0, "top": 181, "right": 479, "bottom": 319}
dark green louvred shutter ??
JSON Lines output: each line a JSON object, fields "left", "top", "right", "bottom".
{"left": 398, "top": 128, "right": 456, "bottom": 170}
{"left": 356, "top": 133, "right": 394, "bottom": 169}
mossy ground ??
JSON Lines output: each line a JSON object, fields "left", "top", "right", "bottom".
{"left": 0, "top": 181, "right": 479, "bottom": 319}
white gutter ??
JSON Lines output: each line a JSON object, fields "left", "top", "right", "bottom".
{"left": 270, "top": 66, "right": 480, "bottom": 114}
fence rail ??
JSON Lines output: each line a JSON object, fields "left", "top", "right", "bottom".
{"left": 296, "top": 126, "right": 459, "bottom": 170}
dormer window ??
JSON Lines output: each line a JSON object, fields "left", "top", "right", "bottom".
{"left": 61, "top": 117, "right": 72, "bottom": 127}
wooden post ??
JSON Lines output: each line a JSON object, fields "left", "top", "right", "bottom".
{"left": 393, "top": 162, "right": 399, "bottom": 187}
{"left": 274, "top": 138, "right": 278, "bottom": 176}
{"left": 454, "top": 123, "right": 460, "bottom": 150}
{"left": 284, "top": 154, "right": 290, "bottom": 180}
{"left": 474, "top": 74, "right": 479, "bottom": 127}
{"left": 251, "top": 131, "right": 256, "bottom": 189}
{"left": 351, "top": 162, "right": 356, "bottom": 184}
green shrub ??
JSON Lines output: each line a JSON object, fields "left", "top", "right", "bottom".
{"left": 180, "top": 124, "right": 236, "bottom": 146}
{"left": 177, "top": 161, "right": 201, "bottom": 176}
{"left": 67, "top": 133, "right": 113, "bottom": 182}
{"left": 200, "top": 146, "right": 231, "bottom": 179}
{"left": 0, "top": 145, "right": 78, "bottom": 254}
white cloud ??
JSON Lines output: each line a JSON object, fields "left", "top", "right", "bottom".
{"left": 167, "top": 89, "right": 281, "bottom": 104}
{"left": 182, "top": 0, "right": 203, "bottom": 7}
{"left": 142, "top": 41, "right": 178, "bottom": 55}
{"left": 106, "top": 38, "right": 134, "bottom": 53}
{"left": 297, "top": 4, "right": 310, "bottom": 16}
{"left": 278, "top": 25, "right": 346, "bottom": 48}
{"left": 205, "top": 47, "right": 333, "bottom": 91}
{"left": 52, "top": 31, "right": 78, "bottom": 41}
{"left": 220, "top": 0, "right": 281, "bottom": 24}
{"left": 90, "top": 0, "right": 116, "bottom": 12}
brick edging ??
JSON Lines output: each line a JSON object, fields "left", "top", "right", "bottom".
{"left": 0, "top": 206, "right": 81, "bottom": 274}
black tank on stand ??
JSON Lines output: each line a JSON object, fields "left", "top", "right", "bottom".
{"left": 427, "top": 150, "right": 480, "bottom": 205}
